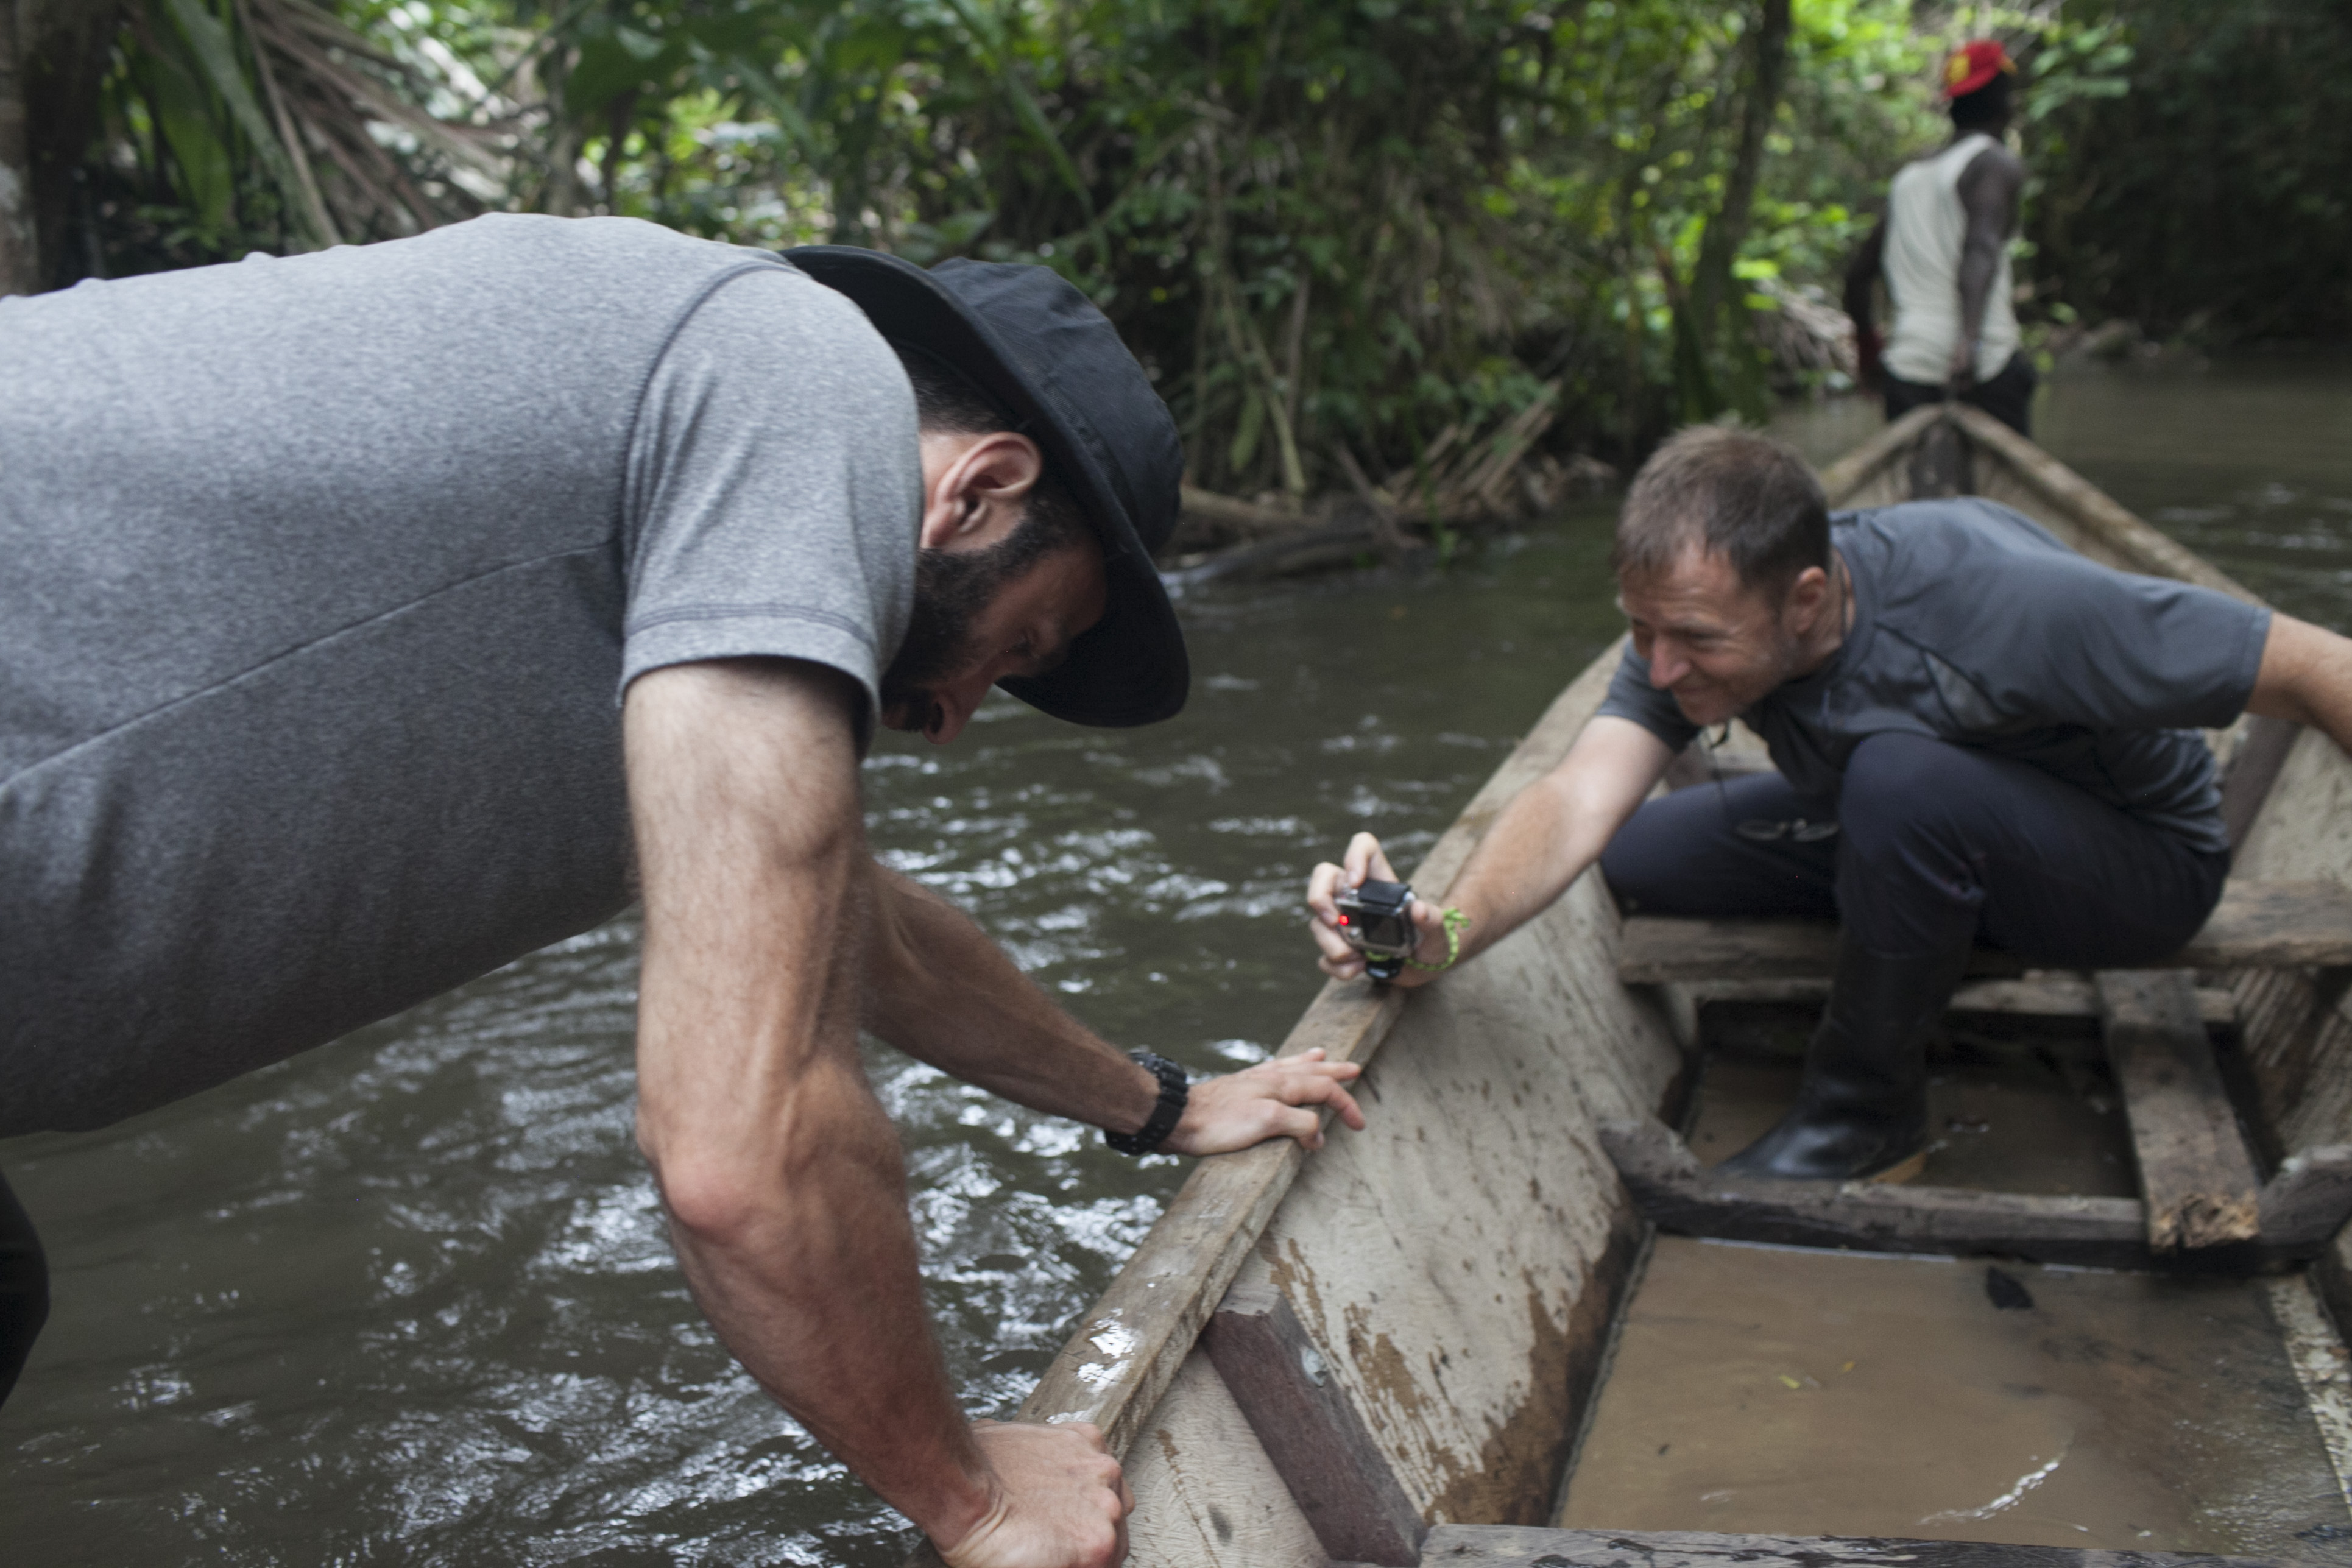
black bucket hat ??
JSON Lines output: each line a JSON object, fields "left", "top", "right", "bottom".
{"left": 783, "top": 246, "right": 1189, "bottom": 728}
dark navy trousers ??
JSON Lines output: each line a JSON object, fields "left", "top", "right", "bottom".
{"left": 1600, "top": 731, "right": 2230, "bottom": 965}
{"left": 1884, "top": 351, "right": 2038, "bottom": 439}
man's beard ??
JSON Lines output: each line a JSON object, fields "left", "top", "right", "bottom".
{"left": 879, "top": 523, "right": 1056, "bottom": 731}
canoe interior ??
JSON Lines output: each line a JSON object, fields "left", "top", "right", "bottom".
{"left": 947, "top": 405, "right": 2352, "bottom": 1567}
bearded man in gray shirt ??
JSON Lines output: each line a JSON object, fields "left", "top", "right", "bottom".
{"left": 1308, "top": 425, "right": 2352, "bottom": 1186}
{"left": 0, "top": 214, "right": 1367, "bottom": 1568}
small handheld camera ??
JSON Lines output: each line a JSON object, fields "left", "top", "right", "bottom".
{"left": 1333, "top": 878, "right": 1418, "bottom": 981}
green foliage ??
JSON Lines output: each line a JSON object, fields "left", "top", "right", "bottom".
{"left": 65, "top": 0, "right": 1982, "bottom": 480}
{"left": 492, "top": 0, "right": 1940, "bottom": 483}
{"left": 87, "top": 0, "right": 495, "bottom": 275}
{"left": 2026, "top": 0, "right": 2352, "bottom": 342}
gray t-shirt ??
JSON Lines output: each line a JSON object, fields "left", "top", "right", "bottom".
{"left": 0, "top": 214, "right": 920, "bottom": 1134}
{"left": 1597, "top": 498, "right": 2270, "bottom": 855}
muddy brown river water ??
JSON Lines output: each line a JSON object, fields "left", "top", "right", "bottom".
{"left": 1561, "top": 1022, "right": 2350, "bottom": 1555}
{"left": 5, "top": 361, "right": 2351, "bottom": 1564}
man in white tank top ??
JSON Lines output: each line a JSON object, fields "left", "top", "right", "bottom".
{"left": 1842, "top": 42, "right": 2036, "bottom": 436}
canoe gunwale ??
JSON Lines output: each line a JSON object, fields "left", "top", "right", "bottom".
{"left": 1813, "top": 401, "right": 1944, "bottom": 505}
{"left": 1003, "top": 660, "right": 1625, "bottom": 1459}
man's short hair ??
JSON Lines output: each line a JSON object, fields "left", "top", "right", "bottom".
{"left": 894, "top": 344, "right": 1089, "bottom": 567}
{"left": 897, "top": 344, "right": 1009, "bottom": 436}
{"left": 1612, "top": 425, "right": 1830, "bottom": 599}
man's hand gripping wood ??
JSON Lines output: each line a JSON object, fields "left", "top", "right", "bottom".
{"left": 626, "top": 659, "right": 1129, "bottom": 1567}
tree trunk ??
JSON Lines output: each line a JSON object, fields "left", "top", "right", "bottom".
{"left": 1, "top": 0, "right": 128, "bottom": 295}
{"left": 1689, "top": 0, "right": 1793, "bottom": 353}
{"left": 537, "top": 44, "right": 585, "bottom": 217}
{"left": 0, "top": 0, "right": 34, "bottom": 295}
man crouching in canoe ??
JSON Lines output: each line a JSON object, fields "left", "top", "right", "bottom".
{"left": 0, "top": 216, "right": 1364, "bottom": 1567}
{"left": 1308, "top": 424, "right": 2352, "bottom": 1185}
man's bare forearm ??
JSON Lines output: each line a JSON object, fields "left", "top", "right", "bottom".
{"left": 2250, "top": 613, "right": 2352, "bottom": 761}
{"left": 1954, "top": 153, "right": 2021, "bottom": 367}
{"left": 1438, "top": 716, "right": 1673, "bottom": 965}
{"left": 627, "top": 660, "right": 993, "bottom": 1545}
{"left": 1956, "top": 241, "right": 1999, "bottom": 353}
{"left": 863, "top": 866, "right": 1160, "bottom": 1136}
{"left": 1442, "top": 780, "right": 1619, "bottom": 962}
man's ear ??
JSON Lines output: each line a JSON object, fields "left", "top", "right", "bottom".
{"left": 1779, "top": 563, "right": 1831, "bottom": 632}
{"left": 920, "top": 431, "right": 1044, "bottom": 552}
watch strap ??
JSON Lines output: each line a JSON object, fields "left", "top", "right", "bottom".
{"left": 1104, "top": 1050, "right": 1188, "bottom": 1156}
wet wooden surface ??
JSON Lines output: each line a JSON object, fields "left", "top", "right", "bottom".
{"left": 1616, "top": 880, "right": 2352, "bottom": 985}
{"left": 1426, "top": 1524, "right": 2279, "bottom": 1566}
{"left": 1601, "top": 1115, "right": 2155, "bottom": 1269}
{"left": 1603, "top": 1114, "right": 2352, "bottom": 1270}
{"left": 1202, "top": 1279, "right": 1421, "bottom": 1564}
{"left": 2097, "top": 970, "right": 2264, "bottom": 1251}
{"left": 1688, "top": 975, "right": 2238, "bottom": 1025}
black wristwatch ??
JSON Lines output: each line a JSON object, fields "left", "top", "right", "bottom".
{"left": 1104, "top": 1050, "right": 1189, "bottom": 1157}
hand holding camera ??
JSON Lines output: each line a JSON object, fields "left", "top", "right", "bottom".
{"left": 1305, "top": 832, "right": 1463, "bottom": 987}
{"left": 1333, "top": 877, "right": 1418, "bottom": 980}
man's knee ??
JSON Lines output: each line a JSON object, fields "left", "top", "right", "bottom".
{"left": 1600, "top": 798, "right": 1697, "bottom": 910}
{"left": 1837, "top": 732, "right": 1976, "bottom": 867}
{"left": 1602, "top": 777, "right": 1841, "bottom": 920}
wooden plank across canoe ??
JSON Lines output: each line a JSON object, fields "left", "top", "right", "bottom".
{"left": 2097, "top": 970, "right": 2264, "bottom": 1251}
{"left": 1202, "top": 1279, "right": 1423, "bottom": 1565}
{"left": 1419, "top": 1524, "right": 2276, "bottom": 1567}
{"left": 1690, "top": 974, "right": 2240, "bottom": 1025}
{"left": 1597, "top": 1117, "right": 2352, "bottom": 1270}
{"left": 1616, "top": 879, "right": 2352, "bottom": 986}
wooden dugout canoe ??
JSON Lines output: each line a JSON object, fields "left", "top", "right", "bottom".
{"left": 913, "top": 404, "right": 2352, "bottom": 1567}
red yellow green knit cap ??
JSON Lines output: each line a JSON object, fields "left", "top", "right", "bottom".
{"left": 1944, "top": 40, "right": 2017, "bottom": 100}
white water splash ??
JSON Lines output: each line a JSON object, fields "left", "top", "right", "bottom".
{"left": 1921, "top": 1448, "right": 2068, "bottom": 1525}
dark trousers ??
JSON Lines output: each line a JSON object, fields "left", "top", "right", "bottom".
{"left": 1600, "top": 732, "right": 2228, "bottom": 965}
{"left": 1884, "top": 350, "right": 2038, "bottom": 439}
{"left": 0, "top": 1171, "right": 46, "bottom": 1407}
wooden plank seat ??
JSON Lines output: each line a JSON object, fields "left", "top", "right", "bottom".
{"left": 1597, "top": 1117, "right": 2352, "bottom": 1273}
{"left": 1421, "top": 1524, "right": 2277, "bottom": 1567}
{"left": 1611, "top": 880, "right": 2352, "bottom": 1260}
{"left": 2097, "top": 971, "right": 2264, "bottom": 1250}
{"left": 1688, "top": 974, "right": 2239, "bottom": 1025}
{"left": 1616, "top": 878, "right": 2352, "bottom": 986}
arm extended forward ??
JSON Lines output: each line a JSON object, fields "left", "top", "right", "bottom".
{"left": 864, "top": 864, "right": 1365, "bottom": 1154}
{"left": 1307, "top": 714, "right": 1675, "bottom": 987}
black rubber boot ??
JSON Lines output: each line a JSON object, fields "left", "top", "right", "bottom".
{"left": 1715, "top": 933, "right": 1974, "bottom": 1183}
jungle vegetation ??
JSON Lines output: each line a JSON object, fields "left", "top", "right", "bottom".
{"left": 0, "top": 1, "right": 2337, "bottom": 498}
